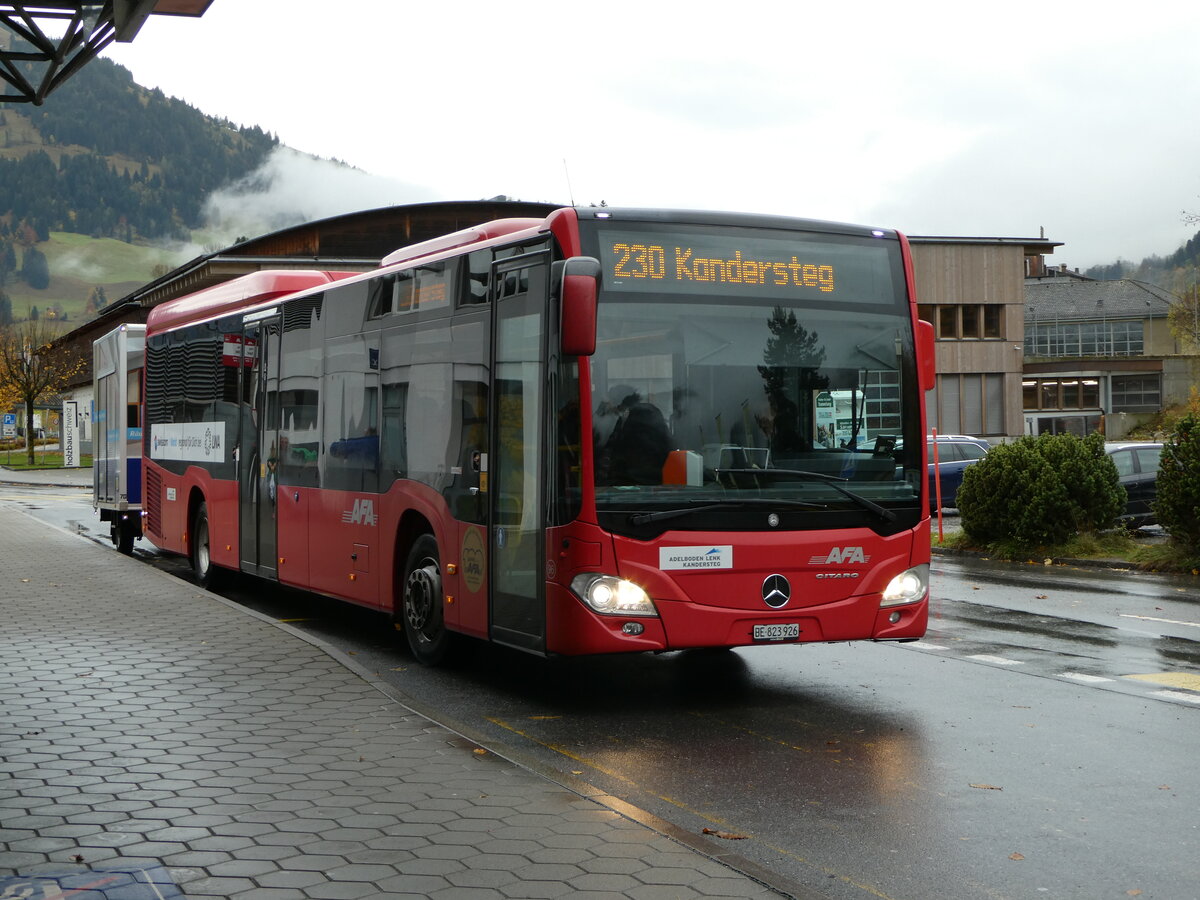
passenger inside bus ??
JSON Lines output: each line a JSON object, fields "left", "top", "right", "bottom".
{"left": 597, "top": 385, "right": 671, "bottom": 485}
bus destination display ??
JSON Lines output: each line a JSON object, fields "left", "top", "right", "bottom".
{"left": 598, "top": 227, "right": 899, "bottom": 304}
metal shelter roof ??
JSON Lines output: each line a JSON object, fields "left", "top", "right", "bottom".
{"left": 0, "top": 1, "right": 212, "bottom": 105}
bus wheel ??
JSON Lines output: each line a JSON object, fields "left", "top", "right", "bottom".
{"left": 191, "top": 502, "right": 223, "bottom": 590}
{"left": 402, "top": 534, "right": 453, "bottom": 666}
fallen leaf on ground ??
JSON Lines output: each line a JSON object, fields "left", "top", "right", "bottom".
{"left": 1009, "top": 852, "right": 1024, "bottom": 861}
{"left": 970, "top": 783, "right": 1003, "bottom": 791}
{"left": 702, "top": 827, "right": 748, "bottom": 840}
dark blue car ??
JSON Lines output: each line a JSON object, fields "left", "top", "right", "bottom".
{"left": 1105, "top": 441, "right": 1163, "bottom": 529}
{"left": 928, "top": 434, "right": 990, "bottom": 510}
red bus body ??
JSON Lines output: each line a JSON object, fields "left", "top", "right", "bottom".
{"left": 140, "top": 207, "right": 931, "bottom": 663}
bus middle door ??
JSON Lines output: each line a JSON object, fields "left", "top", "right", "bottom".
{"left": 238, "top": 313, "right": 281, "bottom": 579}
{"left": 488, "top": 251, "right": 550, "bottom": 654}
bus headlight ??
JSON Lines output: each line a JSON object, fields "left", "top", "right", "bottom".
{"left": 880, "top": 564, "right": 928, "bottom": 607}
{"left": 570, "top": 574, "right": 658, "bottom": 617}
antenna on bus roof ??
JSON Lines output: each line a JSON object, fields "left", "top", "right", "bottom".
{"left": 563, "top": 158, "right": 575, "bottom": 207}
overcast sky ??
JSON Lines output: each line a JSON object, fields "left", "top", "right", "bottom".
{"left": 102, "top": 1, "right": 1200, "bottom": 269}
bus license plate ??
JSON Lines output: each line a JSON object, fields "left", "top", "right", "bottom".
{"left": 753, "top": 623, "right": 800, "bottom": 641}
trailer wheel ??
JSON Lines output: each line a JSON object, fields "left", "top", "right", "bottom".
{"left": 112, "top": 517, "right": 136, "bottom": 555}
{"left": 191, "top": 502, "right": 223, "bottom": 590}
{"left": 401, "top": 534, "right": 453, "bottom": 665}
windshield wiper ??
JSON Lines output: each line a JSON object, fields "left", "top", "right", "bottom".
{"left": 714, "top": 468, "right": 898, "bottom": 523}
{"left": 628, "top": 497, "right": 824, "bottom": 526}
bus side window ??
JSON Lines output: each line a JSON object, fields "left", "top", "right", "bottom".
{"left": 393, "top": 271, "right": 415, "bottom": 313}
{"left": 368, "top": 275, "right": 395, "bottom": 317}
{"left": 463, "top": 250, "right": 490, "bottom": 305}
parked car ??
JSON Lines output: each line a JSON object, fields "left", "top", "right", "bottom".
{"left": 1105, "top": 442, "right": 1163, "bottom": 529}
{"left": 928, "top": 434, "right": 990, "bottom": 510}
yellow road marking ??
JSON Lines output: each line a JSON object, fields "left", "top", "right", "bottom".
{"left": 687, "top": 711, "right": 815, "bottom": 754}
{"left": 486, "top": 716, "right": 722, "bottom": 821}
{"left": 1124, "top": 672, "right": 1200, "bottom": 691}
{"left": 487, "top": 716, "right": 906, "bottom": 900}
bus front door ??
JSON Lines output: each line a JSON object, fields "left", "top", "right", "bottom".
{"left": 238, "top": 315, "right": 281, "bottom": 579}
{"left": 488, "top": 253, "right": 550, "bottom": 654}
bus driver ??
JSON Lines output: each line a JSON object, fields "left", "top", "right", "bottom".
{"left": 599, "top": 385, "right": 671, "bottom": 485}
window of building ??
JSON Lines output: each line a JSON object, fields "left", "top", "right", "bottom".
{"left": 1111, "top": 375, "right": 1161, "bottom": 413}
{"left": 925, "top": 304, "right": 1004, "bottom": 340}
{"left": 983, "top": 305, "right": 1002, "bottom": 338}
{"left": 1035, "top": 415, "right": 1101, "bottom": 436}
{"left": 938, "top": 306, "right": 957, "bottom": 338}
{"left": 862, "top": 369, "right": 902, "bottom": 434}
{"left": 1025, "top": 321, "right": 1143, "bottom": 357}
{"left": 960, "top": 305, "right": 980, "bottom": 338}
{"left": 1022, "top": 377, "right": 1102, "bottom": 410}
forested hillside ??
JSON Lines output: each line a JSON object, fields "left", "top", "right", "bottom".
{"left": 0, "top": 53, "right": 280, "bottom": 325}
{"left": 0, "top": 55, "right": 277, "bottom": 244}
{"left": 1084, "top": 229, "right": 1200, "bottom": 295}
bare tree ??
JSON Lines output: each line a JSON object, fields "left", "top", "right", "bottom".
{"left": 0, "top": 318, "right": 86, "bottom": 464}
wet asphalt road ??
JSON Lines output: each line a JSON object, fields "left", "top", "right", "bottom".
{"left": 7, "top": 483, "right": 1200, "bottom": 900}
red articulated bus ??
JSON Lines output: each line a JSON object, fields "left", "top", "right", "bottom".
{"left": 141, "top": 207, "right": 935, "bottom": 664}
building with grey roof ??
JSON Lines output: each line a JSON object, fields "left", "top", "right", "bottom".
{"left": 1022, "top": 274, "right": 1192, "bottom": 438}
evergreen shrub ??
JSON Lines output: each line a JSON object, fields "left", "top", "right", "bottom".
{"left": 1154, "top": 408, "right": 1200, "bottom": 552}
{"left": 956, "top": 432, "right": 1123, "bottom": 547}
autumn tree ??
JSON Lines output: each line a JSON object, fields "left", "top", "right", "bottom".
{"left": 0, "top": 318, "right": 86, "bottom": 464}
{"left": 85, "top": 285, "right": 108, "bottom": 315}
{"left": 1167, "top": 283, "right": 1200, "bottom": 350}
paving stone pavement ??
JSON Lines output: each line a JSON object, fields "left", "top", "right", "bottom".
{"left": 0, "top": 501, "right": 797, "bottom": 899}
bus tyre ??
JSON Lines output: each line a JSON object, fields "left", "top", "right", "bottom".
{"left": 191, "top": 502, "right": 223, "bottom": 590}
{"left": 402, "top": 534, "right": 453, "bottom": 666}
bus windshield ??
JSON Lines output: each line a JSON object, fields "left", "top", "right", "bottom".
{"left": 585, "top": 222, "right": 923, "bottom": 529}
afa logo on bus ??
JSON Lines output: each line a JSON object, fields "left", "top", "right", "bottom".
{"left": 342, "top": 498, "right": 377, "bottom": 526}
{"left": 809, "top": 546, "right": 870, "bottom": 565}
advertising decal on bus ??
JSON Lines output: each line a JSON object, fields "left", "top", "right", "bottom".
{"left": 150, "top": 423, "right": 225, "bottom": 463}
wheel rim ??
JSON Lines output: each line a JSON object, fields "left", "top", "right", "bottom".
{"left": 404, "top": 555, "right": 441, "bottom": 641}
{"left": 196, "top": 519, "right": 210, "bottom": 576}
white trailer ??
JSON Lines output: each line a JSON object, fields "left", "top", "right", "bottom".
{"left": 93, "top": 323, "right": 145, "bottom": 554}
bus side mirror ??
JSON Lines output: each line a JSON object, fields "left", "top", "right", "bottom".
{"left": 560, "top": 256, "right": 600, "bottom": 357}
{"left": 917, "top": 319, "right": 935, "bottom": 390}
